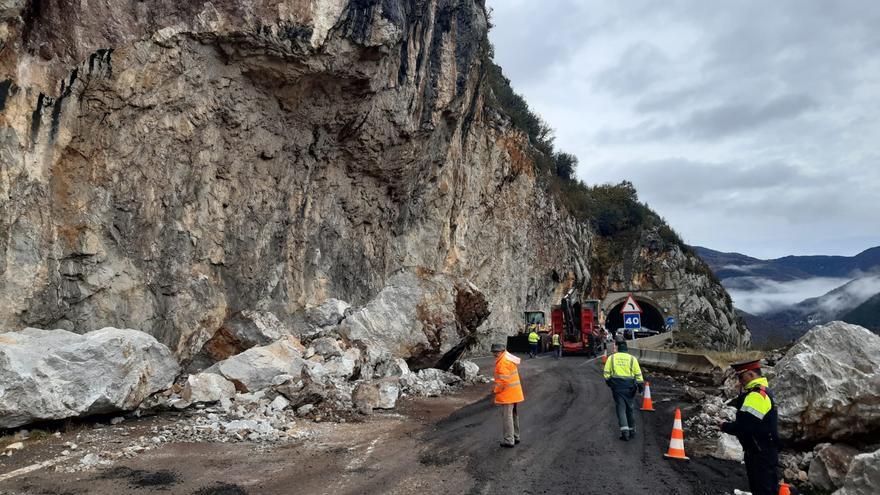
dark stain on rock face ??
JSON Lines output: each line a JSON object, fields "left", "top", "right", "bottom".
{"left": 30, "top": 93, "right": 45, "bottom": 143}
{"left": 0, "top": 79, "right": 16, "bottom": 112}
{"left": 50, "top": 68, "right": 77, "bottom": 140}
{"left": 21, "top": 0, "right": 44, "bottom": 46}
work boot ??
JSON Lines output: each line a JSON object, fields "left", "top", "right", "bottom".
{"left": 499, "top": 442, "right": 515, "bottom": 448}
{"left": 619, "top": 433, "right": 629, "bottom": 441}
{"left": 628, "top": 430, "right": 636, "bottom": 440}
{"left": 514, "top": 439, "right": 521, "bottom": 445}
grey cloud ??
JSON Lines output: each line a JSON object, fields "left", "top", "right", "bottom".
{"left": 594, "top": 42, "right": 669, "bottom": 96}
{"left": 684, "top": 94, "right": 818, "bottom": 139}
{"left": 488, "top": 0, "right": 880, "bottom": 256}
{"left": 597, "top": 94, "right": 818, "bottom": 142}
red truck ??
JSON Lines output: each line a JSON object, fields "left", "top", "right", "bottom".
{"left": 550, "top": 293, "right": 604, "bottom": 356}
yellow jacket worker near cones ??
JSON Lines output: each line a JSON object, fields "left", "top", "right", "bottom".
{"left": 492, "top": 343, "right": 524, "bottom": 448}
{"left": 603, "top": 340, "right": 644, "bottom": 440}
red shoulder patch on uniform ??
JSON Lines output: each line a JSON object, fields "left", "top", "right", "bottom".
{"left": 758, "top": 386, "right": 767, "bottom": 398}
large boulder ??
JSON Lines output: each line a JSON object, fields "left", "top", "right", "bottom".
{"left": 0, "top": 328, "right": 180, "bottom": 428}
{"left": 451, "top": 360, "right": 480, "bottom": 382}
{"left": 810, "top": 443, "right": 860, "bottom": 491}
{"left": 205, "top": 336, "right": 305, "bottom": 393}
{"left": 182, "top": 373, "right": 236, "bottom": 404}
{"left": 337, "top": 270, "right": 489, "bottom": 370}
{"left": 191, "top": 310, "right": 292, "bottom": 367}
{"left": 773, "top": 322, "right": 880, "bottom": 442}
{"left": 833, "top": 448, "right": 880, "bottom": 495}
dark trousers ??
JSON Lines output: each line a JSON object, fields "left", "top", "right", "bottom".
{"left": 612, "top": 389, "right": 636, "bottom": 433}
{"left": 744, "top": 447, "right": 779, "bottom": 495}
{"left": 553, "top": 345, "right": 561, "bottom": 358}
{"left": 529, "top": 343, "right": 538, "bottom": 357}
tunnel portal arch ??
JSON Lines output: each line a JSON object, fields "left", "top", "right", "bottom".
{"left": 605, "top": 297, "right": 667, "bottom": 333}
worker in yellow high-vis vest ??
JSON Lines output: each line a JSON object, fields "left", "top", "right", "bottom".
{"left": 603, "top": 339, "right": 644, "bottom": 440}
{"left": 551, "top": 333, "right": 561, "bottom": 359}
{"left": 527, "top": 329, "right": 540, "bottom": 358}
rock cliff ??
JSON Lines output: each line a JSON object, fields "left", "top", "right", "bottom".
{"left": 0, "top": 0, "right": 747, "bottom": 360}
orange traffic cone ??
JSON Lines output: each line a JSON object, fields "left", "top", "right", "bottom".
{"left": 778, "top": 482, "right": 791, "bottom": 495}
{"left": 663, "top": 408, "right": 689, "bottom": 461}
{"left": 640, "top": 382, "right": 655, "bottom": 411}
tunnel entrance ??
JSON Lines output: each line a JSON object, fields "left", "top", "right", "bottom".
{"left": 606, "top": 300, "right": 666, "bottom": 333}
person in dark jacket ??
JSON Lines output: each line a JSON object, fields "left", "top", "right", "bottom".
{"left": 603, "top": 340, "right": 644, "bottom": 440}
{"left": 719, "top": 360, "right": 781, "bottom": 495}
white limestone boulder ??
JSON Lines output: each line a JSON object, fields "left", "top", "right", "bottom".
{"left": 0, "top": 327, "right": 179, "bottom": 428}
{"left": 772, "top": 322, "right": 880, "bottom": 442}
{"left": 833, "top": 448, "right": 880, "bottom": 495}
{"left": 205, "top": 336, "right": 305, "bottom": 393}
{"left": 182, "top": 373, "right": 236, "bottom": 404}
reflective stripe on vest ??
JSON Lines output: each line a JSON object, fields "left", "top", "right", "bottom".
{"left": 494, "top": 351, "right": 524, "bottom": 404}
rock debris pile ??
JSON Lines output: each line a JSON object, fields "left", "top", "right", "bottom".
{"left": 684, "top": 322, "right": 880, "bottom": 494}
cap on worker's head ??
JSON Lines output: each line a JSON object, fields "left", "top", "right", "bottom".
{"left": 730, "top": 359, "right": 762, "bottom": 375}
{"left": 490, "top": 343, "right": 506, "bottom": 353}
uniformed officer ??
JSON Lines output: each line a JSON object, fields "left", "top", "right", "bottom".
{"left": 719, "top": 359, "right": 781, "bottom": 495}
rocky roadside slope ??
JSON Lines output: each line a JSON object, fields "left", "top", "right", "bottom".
{"left": 682, "top": 322, "right": 880, "bottom": 495}
{"left": 0, "top": 0, "right": 747, "bottom": 362}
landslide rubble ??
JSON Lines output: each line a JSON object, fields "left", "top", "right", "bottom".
{"left": 683, "top": 321, "right": 880, "bottom": 493}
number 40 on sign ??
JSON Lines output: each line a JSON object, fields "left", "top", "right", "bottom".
{"left": 624, "top": 313, "right": 641, "bottom": 329}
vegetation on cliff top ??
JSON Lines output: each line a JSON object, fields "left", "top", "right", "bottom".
{"left": 484, "top": 59, "right": 684, "bottom": 247}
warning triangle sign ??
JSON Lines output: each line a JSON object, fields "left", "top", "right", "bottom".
{"left": 620, "top": 295, "right": 642, "bottom": 314}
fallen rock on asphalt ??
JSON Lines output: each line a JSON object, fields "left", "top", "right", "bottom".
{"left": 205, "top": 336, "right": 305, "bottom": 393}
{"left": 810, "top": 443, "right": 860, "bottom": 491}
{"left": 773, "top": 322, "right": 880, "bottom": 442}
{"left": 713, "top": 433, "right": 744, "bottom": 462}
{"left": 451, "top": 360, "right": 480, "bottom": 382}
{"left": 833, "top": 447, "right": 880, "bottom": 495}
{"left": 353, "top": 378, "right": 401, "bottom": 414}
{"left": 401, "top": 368, "right": 462, "bottom": 397}
{"left": 0, "top": 327, "right": 180, "bottom": 428}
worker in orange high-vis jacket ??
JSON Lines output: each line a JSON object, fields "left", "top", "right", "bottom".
{"left": 492, "top": 343, "right": 524, "bottom": 448}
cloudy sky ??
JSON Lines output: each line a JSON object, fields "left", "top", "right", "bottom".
{"left": 487, "top": 0, "right": 880, "bottom": 259}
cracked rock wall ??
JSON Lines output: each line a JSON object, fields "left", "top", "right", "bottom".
{"left": 0, "top": 0, "right": 746, "bottom": 359}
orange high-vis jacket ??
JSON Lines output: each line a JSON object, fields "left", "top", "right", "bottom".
{"left": 494, "top": 351, "right": 525, "bottom": 404}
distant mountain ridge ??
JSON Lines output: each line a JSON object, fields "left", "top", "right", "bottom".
{"left": 841, "top": 293, "right": 880, "bottom": 332}
{"left": 695, "top": 245, "right": 880, "bottom": 345}
{"left": 693, "top": 246, "right": 880, "bottom": 281}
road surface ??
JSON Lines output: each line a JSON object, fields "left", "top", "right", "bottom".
{"left": 0, "top": 354, "right": 747, "bottom": 494}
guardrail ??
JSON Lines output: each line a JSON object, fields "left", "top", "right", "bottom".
{"left": 625, "top": 333, "right": 721, "bottom": 376}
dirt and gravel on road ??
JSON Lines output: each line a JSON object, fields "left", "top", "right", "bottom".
{"left": 1, "top": 355, "right": 748, "bottom": 495}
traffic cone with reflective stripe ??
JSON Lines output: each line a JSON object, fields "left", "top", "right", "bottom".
{"left": 640, "top": 382, "right": 655, "bottom": 411}
{"left": 778, "top": 482, "right": 791, "bottom": 495}
{"left": 663, "top": 408, "right": 689, "bottom": 460}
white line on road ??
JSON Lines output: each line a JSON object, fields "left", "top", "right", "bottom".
{"left": 0, "top": 458, "right": 62, "bottom": 483}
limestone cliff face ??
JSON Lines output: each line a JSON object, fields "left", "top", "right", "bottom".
{"left": 0, "top": 0, "right": 746, "bottom": 359}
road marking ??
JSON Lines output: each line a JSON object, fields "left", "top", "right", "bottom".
{"left": 0, "top": 458, "right": 62, "bottom": 483}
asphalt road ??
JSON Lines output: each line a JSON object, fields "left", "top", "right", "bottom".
{"left": 418, "top": 353, "right": 747, "bottom": 495}
{"left": 0, "top": 353, "right": 748, "bottom": 495}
